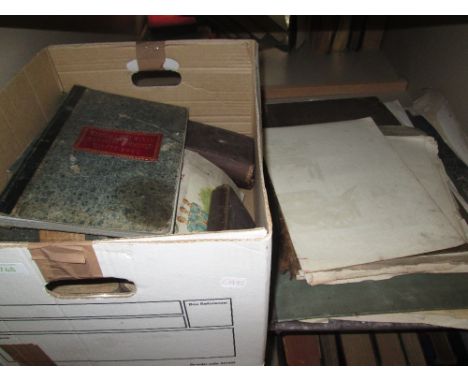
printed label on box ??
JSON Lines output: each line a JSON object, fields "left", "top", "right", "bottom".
{"left": 184, "top": 298, "right": 233, "bottom": 328}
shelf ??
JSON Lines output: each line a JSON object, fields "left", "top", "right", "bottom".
{"left": 261, "top": 45, "right": 407, "bottom": 101}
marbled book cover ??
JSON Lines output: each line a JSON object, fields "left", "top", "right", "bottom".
{"left": 4, "top": 86, "right": 188, "bottom": 237}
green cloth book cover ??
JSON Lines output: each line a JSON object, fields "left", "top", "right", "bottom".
{"left": 0, "top": 86, "right": 188, "bottom": 237}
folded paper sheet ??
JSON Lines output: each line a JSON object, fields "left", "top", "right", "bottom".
{"left": 384, "top": 100, "right": 414, "bottom": 128}
{"left": 300, "top": 135, "right": 468, "bottom": 285}
{"left": 265, "top": 118, "right": 466, "bottom": 274}
{"left": 301, "top": 309, "right": 468, "bottom": 330}
{"left": 306, "top": 250, "right": 468, "bottom": 286}
{"left": 387, "top": 136, "right": 466, "bottom": 239}
{"left": 348, "top": 309, "right": 468, "bottom": 330}
{"left": 412, "top": 90, "right": 468, "bottom": 167}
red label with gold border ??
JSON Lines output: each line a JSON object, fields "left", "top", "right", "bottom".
{"left": 73, "top": 126, "right": 163, "bottom": 161}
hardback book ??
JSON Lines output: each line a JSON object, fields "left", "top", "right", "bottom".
{"left": 312, "top": 16, "right": 339, "bottom": 54}
{"left": 331, "top": 16, "right": 352, "bottom": 52}
{"left": 0, "top": 226, "right": 104, "bottom": 242}
{"left": 207, "top": 184, "right": 255, "bottom": 231}
{"left": 348, "top": 16, "right": 366, "bottom": 51}
{"left": 263, "top": 96, "right": 400, "bottom": 128}
{"left": 185, "top": 121, "right": 256, "bottom": 189}
{"left": 0, "top": 86, "right": 188, "bottom": 237}
{"left": 175, "top": 150, "right": 243, "bottom": 234}
{"left": 282, "top": 335, "right": 321, "bottom": 365}
{"left": 340, "top": 334, "right": 377, "bottom": 365}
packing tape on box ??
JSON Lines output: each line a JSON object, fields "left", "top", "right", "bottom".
{"left": 127, "top": 41, "right": 179, "bottom": 72}
{"left": 0, "top": 344, "right": 56, "bottom": 366}
{"left": 28, "top": 243, "right": 103, "bottom": 281}
{"left": 136, "top": 41, "right": 167, "bottom": 71}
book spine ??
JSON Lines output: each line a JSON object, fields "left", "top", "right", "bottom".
{"left": 361, "top": 16, "right": 387, "bottom": 51}
{"left": 340, "top": 333, "right": 377, "bottom": 365}
{"left": 207, "top": 184, "right": 255, "bottom": 231}
{"left": 375, "top": 333, "right": 407, "bottom": 365}
{"left": 282, "top": 335, "right": 322, "bottom": 366}
{"left": 193, "top": 150, "right": 255, "bottom": 189}
{"left": 0, "top": 86, "right": 86, "bottom": 214}
{"left": 319, "top": 334, "right": 340, "bottom": 365}
{"left": 428, "top": 332, "right": 458, "bottom": 365}
{"left": 401, "top": 332, "right": 427, "bottom": 365}
{"left": 185, "top": 121, "right": 256, "bottom": 189}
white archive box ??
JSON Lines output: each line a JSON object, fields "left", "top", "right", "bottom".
{"left": 0, "top": 40, "right": 272, "bottom": 366}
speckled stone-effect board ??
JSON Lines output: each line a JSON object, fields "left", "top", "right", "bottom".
{"left": 5, "top": 86, "right": 188, "bottom": 237}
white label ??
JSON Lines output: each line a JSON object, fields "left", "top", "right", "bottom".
{"left": 185, "top": 299, "right": 232, "bottom": 327}
{"left": 220, "top": 277, "right": 247, "bottom": 289}
{"left": 0, "top": 263, "right": 28, "bottom": 275}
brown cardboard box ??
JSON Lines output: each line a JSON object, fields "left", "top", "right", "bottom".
{"left": 0, "top": 40, "right": 272, "bottom": 366}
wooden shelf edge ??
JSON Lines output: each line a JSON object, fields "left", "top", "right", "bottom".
{"left": 263, "top": 79, "right": 408, "bottom": 101}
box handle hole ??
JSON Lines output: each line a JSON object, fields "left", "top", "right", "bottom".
{"left": 132, "top": 70, "right": 181, "bottom": 87}
{"left": 45, "top": 277, "right": 136, "bottom": 299}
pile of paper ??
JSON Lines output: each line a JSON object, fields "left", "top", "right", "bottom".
{"left": 301, "top": 308, "right": 468, "bottom": 331}
{"left": 265, "top": 117, "right": 468, "bottom": 286}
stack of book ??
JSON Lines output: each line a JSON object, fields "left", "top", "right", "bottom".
{"left": 278, "top": 330, "right": 465, "bottom": 365}
{"left": 293, "top": 16, "right": 386, "bottom": 53}
{"left": 0, "top": 86, "right": 256, "bottom": 240}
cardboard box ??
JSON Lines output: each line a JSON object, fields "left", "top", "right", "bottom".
{"left": 0, "top": 40, "right": 272, "bottom": 365}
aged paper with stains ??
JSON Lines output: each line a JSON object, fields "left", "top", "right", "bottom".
{"left": 265, "top": 118, "right": 465, "bottom": 274}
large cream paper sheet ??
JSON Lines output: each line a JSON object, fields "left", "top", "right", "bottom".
{"left": 265, "top": 118, "right": 465, "bottom": 273}
{"left": 302, "top": 135, "right": 468, "bottom": 285}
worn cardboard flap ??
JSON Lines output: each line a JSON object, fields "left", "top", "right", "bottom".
{"left": 47, "top": 40, "right": 256, "bottom": 137}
